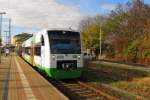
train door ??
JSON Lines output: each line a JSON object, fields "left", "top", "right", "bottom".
{"left": 41, "top": 35, "right": 45, "bottom": 68}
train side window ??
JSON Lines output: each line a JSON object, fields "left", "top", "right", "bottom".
{"left": 25, "top": 47, "right": 28, "bottom": 54}
{"left": 34, "top": 46, "right": 41, "bottom": 56}
{"left": 25, "top": 47, "right": 31, "bottom": 55}
{"left": 41, "top": 35, "right": 44, "bottom": 46}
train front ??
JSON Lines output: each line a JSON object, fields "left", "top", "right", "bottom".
{"left": 47, "top": 30, "right": 83, "bottom": 79}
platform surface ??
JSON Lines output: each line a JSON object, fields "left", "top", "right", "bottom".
{"left": 0, "top": 54, "right": 68, "bottom": 100}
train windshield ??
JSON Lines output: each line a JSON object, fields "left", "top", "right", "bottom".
{"left": 48, "top": 30, "right": 81, "bottom": 54}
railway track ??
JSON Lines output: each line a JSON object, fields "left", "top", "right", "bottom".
{"left": 20, "top": 56, "right": 118, "bottom": 100}
{"left": 49, "top": 79, "right": 118, "bottom": 100}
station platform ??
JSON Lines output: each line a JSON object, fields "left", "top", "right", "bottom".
{"left": 0, "top": 54, "right": 68, "bottom": 100}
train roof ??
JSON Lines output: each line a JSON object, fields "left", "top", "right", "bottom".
{"left": 22, "top": 28, "right": 80, "bottom": 46}
{"left": 44, "top": 28, "right": 79, "bottom": 33}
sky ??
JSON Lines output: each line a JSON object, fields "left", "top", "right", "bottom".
{"left": 0, "top": 0, "right": 150, "bottom": 39}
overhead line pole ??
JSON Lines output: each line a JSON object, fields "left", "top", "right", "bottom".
{"left": 9, "top": 19, "right": 11, "bottom": 44}
{"left": 0, "top": 12, "right": 6, "bottom": 63}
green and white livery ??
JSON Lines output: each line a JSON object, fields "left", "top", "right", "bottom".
{"left": 22, "top": 29, "right": 83, "bottom": 79}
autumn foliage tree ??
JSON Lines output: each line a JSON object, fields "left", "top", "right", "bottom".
{"left": 102, "top": 0, "right": 150, "bottom": 64}
{"left": 79, "top": 16, "right": 106, "bottom": 55}
{"left": 80, "top": 0, "right": 150, "bottom": 65}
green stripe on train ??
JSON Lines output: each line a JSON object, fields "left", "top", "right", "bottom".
{"left": 35, "top": 63, "right": 82, "bottom": 79}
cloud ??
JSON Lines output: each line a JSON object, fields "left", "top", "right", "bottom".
{"left": 100, "top": 3, "right": 116, "bottom": 11}
{"left": 0, "top": 0, "right": 83, "bottom": 30}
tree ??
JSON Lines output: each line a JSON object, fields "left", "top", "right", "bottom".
{"left": 103, "top": 0, "right": 150, "bottom": 62}
{"left": 79, "top": 0, "right": 150, "bottom": 64}
{"left": 79, "top": 16, "right": 106, "bottom": 55}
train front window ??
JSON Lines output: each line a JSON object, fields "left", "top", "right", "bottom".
{"left": 48, "top": 30, "right": 81, "bottom": 54}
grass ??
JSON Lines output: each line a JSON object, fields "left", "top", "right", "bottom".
{"left": 111, "top": 77, "right": 150, "bottom": 98}
{"left": 82, "top": 61, "right": 150, "bottom": 99}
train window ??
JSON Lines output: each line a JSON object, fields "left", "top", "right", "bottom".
{"left": 34, "top": 47, "right": 41, "bottom": 56}
{"left": 22, "top": 47, "right": 25, "bottom": 53}
{"left": 41, "top": 35, "right": 44, "bottom": 46}
{"left": 25, "top": 47, "right": 31, "bottom": 55}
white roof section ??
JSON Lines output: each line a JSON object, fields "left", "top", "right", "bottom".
{"left": 43, "top": 28, "right": 79, "bottom": 32}
{"left": 22, "top": 28, "right": 80, "bottom": 46}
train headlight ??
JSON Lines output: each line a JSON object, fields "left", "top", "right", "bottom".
{"left": 78, "top": 55, "right": 81, "bottom": 59}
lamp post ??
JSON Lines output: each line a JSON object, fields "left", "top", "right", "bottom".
{"left": 99, "top": 25, "right": 102, "bottom": 59}
{"left": 0, "top": 12, "right": 6, "bottom": 63}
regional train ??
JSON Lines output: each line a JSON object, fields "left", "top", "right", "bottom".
{"left": 22, "top": 29, "right": 83, "bottom": 79}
